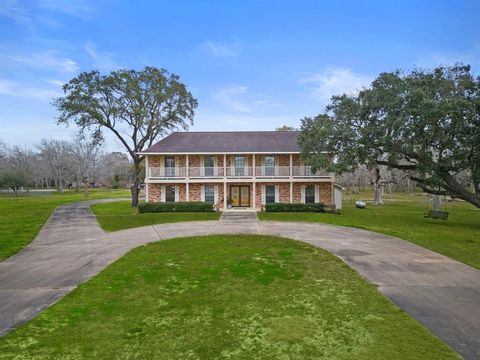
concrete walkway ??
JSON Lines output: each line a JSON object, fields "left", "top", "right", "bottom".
{"left": 1, "top": 201, "right": 479, "bottom": 359}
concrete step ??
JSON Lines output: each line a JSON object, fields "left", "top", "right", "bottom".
{"left": 220, "top": 211, "right": 258, "bottom": 222}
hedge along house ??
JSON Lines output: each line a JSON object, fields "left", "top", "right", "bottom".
{"left": 139, "top": 131, "right": 339, "bottom": 211}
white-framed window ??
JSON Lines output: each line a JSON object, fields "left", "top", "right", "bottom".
{"left": 265, "top": 185, "right": 276, "bottom": 204}
{"left": 234, "top": 156, "right": 245, "bottom": 176}
{"left": 204, "top": 185, "right": 215, "bottom": 204}
{"left": 264, "top": 155, "right": 275, "bottom": 176}
{"left": 305, "top": 185, "right": 315, "bottom": 204}
{"left": 165, "top": 156, "right": 175, "bottom": 177}
{"left": 204, "top": 155, "right": 214, "bottom": 176}
{"left": 165, "top": 185, "right": 176, "bottom": 202}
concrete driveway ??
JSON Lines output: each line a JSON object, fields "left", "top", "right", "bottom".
{"left": 0, "top": 201, "right": 479, "bottom": 359}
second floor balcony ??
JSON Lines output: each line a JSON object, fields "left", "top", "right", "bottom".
{"left": 147, "top": 165, "right": 329, "bottom": 180}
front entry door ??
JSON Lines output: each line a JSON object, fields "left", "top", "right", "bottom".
{"left": 230, "top": 185, "right": 250, "bottom": 207}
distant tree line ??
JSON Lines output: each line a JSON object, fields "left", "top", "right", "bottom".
{"left": 0, "top": 137, "right": 131, "bottom": 196}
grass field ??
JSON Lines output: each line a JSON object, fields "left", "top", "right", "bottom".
{"left": 91, "top": 201, "right": 220, "bottom": 231}
{"left": 259, "top": 192, "right": 480, "bottom": 269}
{"left": 0, "top": 189, "right": 129, "bottom": 260}
{"left": 0, "top": 235, "right": 457, "bottom": 359}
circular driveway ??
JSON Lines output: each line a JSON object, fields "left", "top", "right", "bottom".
{"left": 0, "top": 200, "right": 479, "bottom": 359}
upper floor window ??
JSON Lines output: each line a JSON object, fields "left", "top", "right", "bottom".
{"left": 264, "top": 155, "right": 275, "bottom": 176}
{"left": 165, "top": 156, "right": 175, "bottom": 177}
{"left": 204, "top": 155, "right": 214, "bottom": 176}
{"left": 234, "top": 156, "right": 245, "bottom": 176}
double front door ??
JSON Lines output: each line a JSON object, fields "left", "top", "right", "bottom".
{"left": 230, "top": 185, "right": 250, "bottom": 207}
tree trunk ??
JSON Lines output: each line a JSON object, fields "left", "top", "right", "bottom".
{"left": 130, "top": 161, "right": 141, "bottom": 207}
{"left": 373, "top": 168, "right": 383, "bottom": 205}
{"left": 56, "top": 177, "right": 64, "bottom": 193}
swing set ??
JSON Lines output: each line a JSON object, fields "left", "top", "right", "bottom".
{"left": 423, "top": 193, "right": 449, "bottom": 220}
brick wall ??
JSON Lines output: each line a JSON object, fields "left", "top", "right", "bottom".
{"left": 293, "top": 182, "right": 332, "bottom": 205}
{"left": 255, "top": 182, "right": 290, "bottom": 208}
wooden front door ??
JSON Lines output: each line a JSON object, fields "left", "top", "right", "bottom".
{"left": 230, "top": 185, "right": 250, "bottom": 207}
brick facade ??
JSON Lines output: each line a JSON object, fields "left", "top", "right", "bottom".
{"left": 145, "top": 154, "right": 334, "bottom": 209}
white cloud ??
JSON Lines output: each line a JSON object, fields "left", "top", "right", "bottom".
{"left": 84, "top": 42, "right": 120, "bottom": 71}
{"left": 298, "top": 67, "right": 373, "bottom": 103}
{"left": 414, "top": 43, "right": 480, "bottom": 70}
{"left": 1, "top": 50, "right": 79, "bottom": 73}
{"left": 214, "top": 86, "right": 251, "bottom": 112}
{"left": 0, "top": 0, "right": 30, "bottom": 25}
{"left": 199, "top": 39, "right": 240, "bottom": 58}
{"left": 37, "top": 0, "right": 94, "bottom": 20}
{"left": 0, "top": 78, "right": 62, "bottom": 99}
{"left": 214, "top": 86, "right": 283, "bottom": 113}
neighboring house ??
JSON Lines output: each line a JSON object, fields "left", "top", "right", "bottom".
{"left": 139, "top": 131, "right": 338, "bottom": 210}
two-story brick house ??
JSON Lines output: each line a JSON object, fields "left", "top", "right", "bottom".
{"left": 140, "top": 131, "right": 338, "bottom": 210}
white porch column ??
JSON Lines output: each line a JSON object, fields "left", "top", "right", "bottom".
{"left": 290, "top": 182, "right": 293, "bottom": 203}
{"left": 253, "top": 181, "right": 256, "bottom": 209}
{"left": 253, "top": 153, "right": 256, "bottom": 177}
{"left": 223, "top": 154, "right": 227, "bottom": 177}
{"left": 223, "top": 181, "right": 227, "bottom": 210}
{"left": 289, "top": 153, "right": 293, "bottom": 177}
{"left": 186, "top": 154, "right": 189, "bottom": 201}
{"left": 145, "top": 156, "right": 149, "bottom": 202}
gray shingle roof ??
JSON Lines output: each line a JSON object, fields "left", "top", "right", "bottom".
{"left": 141, "top": 131, "right": 301, "bottom": 154}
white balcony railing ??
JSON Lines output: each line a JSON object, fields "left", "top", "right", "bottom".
{"left": 147, "top": 165, "right": 329, "bottom": 179}
{"left": 255, "top": 166, "right": 290, "bottom": 177}
{"left": 148, "top": 167, "right": 186, "bottom": 178}
{"left": 292, "top": 166, "right": 329, "bottom": 177}
{"left": 188, "top": 167, "right": 224, "bottom": 177}
{"left": 226, "top": 167, "right": 254, "bottom": 177}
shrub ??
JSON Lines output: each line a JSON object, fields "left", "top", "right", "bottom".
{"left": 265, "top": 202, "right": 325, "bottom": 213}
{"left": 138, "top": 201, "right": 214, "bottom": 213}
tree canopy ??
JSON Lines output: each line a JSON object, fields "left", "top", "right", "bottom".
{"left": 299, "top": 64, "right": 480, "bottom": 208}
{"left": 54, "top": 66, "right": 198, "bottom": 206}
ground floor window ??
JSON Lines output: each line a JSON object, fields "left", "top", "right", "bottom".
{"left": 165, "top": 185, "right": 176, "bottom": 202}
{"left": 204, "top": 185, "right": 215, "bottom": 204}
{"left": 305, "top": 185, "right": 315, "bottom": 204}
{"left": 265, "top": 185, "right": 276, "bottom": 204}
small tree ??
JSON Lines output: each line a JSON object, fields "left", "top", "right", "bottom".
{"left": 54, "top": 67, "right": 197, "bottom": 206}
{"left": 0, "top": 172, "right": 28, "bottom": 196}
{"left": 299, "top": 64, "right": 480, "bottom": 209}
{"left": 276, "top": 125, "right": 297, "bottom": 131}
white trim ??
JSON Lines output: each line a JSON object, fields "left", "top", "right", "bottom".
{"left": 289, "top": 182, "right": 293, "bottom": 203}
{"left": 174, "top": 156, "right": 180, "bottom": 176}
{"left": 200, "top": 156, "right": 205, "bottom": 176}
{"left": 275, "top": 185, "right": 280, "bottom": 202}
{"left": 174, "top": 185, "right": 179, "bottom": 202}
{"left": 161, "top": 185, "right": 166, "bottom": 202}
{"left": 315, "top": 184, "right": 320, "bottom": 203}
{"left": 213, "top": 156, "right": 218, "bottom": 176}
{"left": 138, "top": 151, "right": 323, "bottom": 155}
{"left": 145, "top": 183, "right": 149, "bottom": 203}
{"left": 261, "top": 185, "right": 266, "bottom": 205}
{"left": 200, "top": 185, "right": 205, "bottom": 201}
{"left": 301, "top": 185, "right": 305, "bottom": 204}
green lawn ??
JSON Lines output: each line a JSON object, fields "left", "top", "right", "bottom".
{"left": 0, "top": 189, "right": 129, "bottom": 260}
{"left": 91, "top": 201, "right": 221, "bottom": 231}
{"left": 259, "top": 193, "right": 480, "bottom": 269}
{"left": 0, "top": 235, "right": 457, "bottom": 359}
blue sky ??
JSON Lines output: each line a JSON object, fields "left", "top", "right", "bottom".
{"left": 1, "top": 0, "right": 479, "bottom": 151}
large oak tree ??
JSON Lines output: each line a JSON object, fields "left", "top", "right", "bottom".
{"left": 54, "top": 67, "right": 198, "bottom": 206}
{"left": 299, "top": 64, "right": 480, "bottom": 209}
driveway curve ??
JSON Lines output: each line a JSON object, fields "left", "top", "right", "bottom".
{"left": 0, "top": 200, "right": 479, "bottom": 359}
